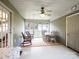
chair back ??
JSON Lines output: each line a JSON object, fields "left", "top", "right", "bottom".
{"left": 21, "top": 32, "right": 26, "bottom": 39}
{"left": 25, "top": 31, "right": 31, "bottom": 36}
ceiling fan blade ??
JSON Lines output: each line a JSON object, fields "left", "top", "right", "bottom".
{"left": 47, "top": 14, "right": 51, "bottom": 16}
{"left": 44, "top": 14, "right": 51, "bottom": 16}
{"left": 46, "top": 10, "right": 52, "bottom": 12}
{"left": 33, "top": 6, "right": 52, "bottom": 16}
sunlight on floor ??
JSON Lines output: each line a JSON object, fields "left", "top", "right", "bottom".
{"left": 32, "top": 38, "right": 47, "bottom": 46}
{"left": 31, "top": 38, "right": 59, "bottom": 47}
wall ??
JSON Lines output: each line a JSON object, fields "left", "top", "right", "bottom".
{"left": 51, "top": 17, "right": 66, "bottom": 45}
{"left": 0, "top": 0, "right": 24, "bottom": 46}
{"left": 51, "top": 10, "right": 79, "bottom": 45}
{"left": 13, "top": 12, "right": 24, "bottom": 46}
{"left": 66, "top": 13, "right": 79, "bottom": 51}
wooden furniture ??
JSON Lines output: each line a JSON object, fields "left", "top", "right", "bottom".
{"left": 66, "top": 13, "right": 79, "bottom": 52}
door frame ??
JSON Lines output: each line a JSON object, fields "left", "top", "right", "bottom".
{"left": 66, "top": 17, "right": 67, "bottom": 46}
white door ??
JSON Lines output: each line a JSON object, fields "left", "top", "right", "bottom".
{"left": 0, "top": 5, "right": 11, "bottom": 48}
{"left": 66, "top": 13, "right": 79, "bottom": 51}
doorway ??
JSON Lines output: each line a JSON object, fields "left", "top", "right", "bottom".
{"left": 25, "top": 22, "right": 50, "bottom": 38}
{"left": 25, "top": 21, "right": 50, "bottom": 46}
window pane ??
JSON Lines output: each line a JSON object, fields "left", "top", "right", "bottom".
{"left": 6, "top": 26, "right": 8, "bottom": 31}
{"left": 0, "top": 27, "right": 2, "bottom": 32}
{"left": 5, "top": 23, "right": 8, "bottom": 27}
{"left": 0, "top": 10, "right": 1, "bottom": 14}
{"left": 3, "top": 27, "right": 6, "bottom": 32}
{"left": 0, "top": 14, "right": 2, "bottom": 18}
{"left": 0, "top": 10, "right": 2, "bottom": 18}
{"left": 43, "top": 26, "right": 47, "bottom": 30}
{"left": 3, "top": 12, "right": 6, "bottom": 18}
{"left": 2, "top": 23, "right": 6, "bottom": 27}
{"left": 38, "top": 24, "right": 42, "bottom": 31}
{"left": 6, "top": 13, "right": 8, "bottom": 20}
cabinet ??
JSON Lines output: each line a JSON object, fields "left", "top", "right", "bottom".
{"left": 66, "top": 13, "right": 79, "bottom": 51}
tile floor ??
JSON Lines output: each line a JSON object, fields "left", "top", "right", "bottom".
{"left": 20, "top": 45, "right": 79, "bottom": 59}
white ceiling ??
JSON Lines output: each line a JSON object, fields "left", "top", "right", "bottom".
{"left": 9, "top": 0, "right": 79, "bottom": 20}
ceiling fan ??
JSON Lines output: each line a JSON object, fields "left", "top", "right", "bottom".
{"left": 40, "top": 7, "right": 52, "bottom": 17}
{"left": 33, "top": 7, "right": 52, "bottom": 17}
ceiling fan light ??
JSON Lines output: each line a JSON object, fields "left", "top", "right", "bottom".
{"left": 40, "top": 14, "right": 45, "bottom": 17}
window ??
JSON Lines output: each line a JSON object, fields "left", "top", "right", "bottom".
{"left": 0, "top": 11, "right": 8, "bottom": 32}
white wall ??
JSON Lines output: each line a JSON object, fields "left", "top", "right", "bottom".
{"left": 13, "top": 13, "right": 24, "bottom": 46}
{"left": 51, "top": 17, "right": 66, "bottom": 45}
{"left": 13, "top": 13, "right": 24, "bottom": 36}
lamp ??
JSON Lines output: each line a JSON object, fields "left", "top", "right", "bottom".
{"left": 40, "top": 13, "right": 45, "bottom": 17}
